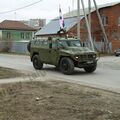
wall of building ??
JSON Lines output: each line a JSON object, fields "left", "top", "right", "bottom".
{"left": 68, "top": 4, "right": 120, "bottom": 51}
{"left": 0, "top": 30, "right": 34, "bottom": 53}
{"left": 0, "top": 30, "right": 2, "bottom": 40}
{"left": 10, "top": 41, "right": 29, "bottom": 53}
{"left": 2, "top": 30, "right": 33, "bottom": 41}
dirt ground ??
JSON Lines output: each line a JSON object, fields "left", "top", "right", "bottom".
{"left": 0, "top": 67, "right": 120, "bottom": 120}
{"left": 0, "top": 67, "right": 22, "bottom": 79}
{"left": 0, "top": 80, "right": 120, "bottom": 120}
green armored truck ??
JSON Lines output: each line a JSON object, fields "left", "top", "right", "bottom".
{"left": 28, "top": 38, "right": 98, "bottom": 75}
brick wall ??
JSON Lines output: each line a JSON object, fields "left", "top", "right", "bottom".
{"left": 68, "top": 3, "right": 120, "bottom": 51}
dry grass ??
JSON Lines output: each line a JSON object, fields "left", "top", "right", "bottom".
{"left": 0, "top": 67, "right": 22, "bottom": 79}
{"left": 0, "top": 80, "right": 120, "bottom": 120}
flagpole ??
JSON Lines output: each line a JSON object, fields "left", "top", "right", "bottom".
{"left": 77, "top": 0, "right": 80, "bottom": 39}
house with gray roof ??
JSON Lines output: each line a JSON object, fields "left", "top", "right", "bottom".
{"left": 35, "top": 16, "right": 82, "bottom": 37}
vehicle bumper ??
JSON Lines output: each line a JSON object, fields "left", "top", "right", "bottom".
{"left": 76, "top": 60, "right": 97, "bottom": 68}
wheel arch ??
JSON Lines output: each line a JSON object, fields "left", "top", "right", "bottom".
{"left": 58, "top": 56, "right": 75, "bottom": 66}
{"left": 31, "top": 52, "right": 39, "bottom": 61}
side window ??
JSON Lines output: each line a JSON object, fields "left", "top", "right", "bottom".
{"left": 21, "top": 33, "right": 25, "bottom": 39}
{"left": 6, "top": 32, "right": 11, "bottom": 39}
{"left": 52, "top": 41, "right": 57, "bottom": 49}
{"left": 42, "top": 41, "right": 49, "bottom": 48}
{"left": 34, "top": 40, "right": 42, "bottom": 46}
{"left": 26, "top": 33, "right": 30, "bottom": 39}
{"left": 101, "top": 16, "right": 108, "bottom": 26}
{"left": 118, "top": 17, "right": 120, "bottom": 26}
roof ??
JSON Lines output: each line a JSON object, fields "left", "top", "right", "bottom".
{"left": 63, "top": 1, "right": 120, "bottom": 18}
{"left": 35, "top": 17, "right": 84, "bottom": 36}
{"left": 35, "top": 1, "right": 120, "bottom": 36}
{"left": 0, "top": 20, "right": 36, "bottom": 31}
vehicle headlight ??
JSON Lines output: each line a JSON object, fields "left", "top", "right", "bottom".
{"left": 74, "top": 56, "right": 79, "bottom": 60}
{"left": 75, "top": 56, "right": 79, "bottom": 59}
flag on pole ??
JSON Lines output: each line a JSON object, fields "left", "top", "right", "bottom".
{"left": 59, "top": 5, "right": 65, "bottom": 29}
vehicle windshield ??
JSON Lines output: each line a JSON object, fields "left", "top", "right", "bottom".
{"left": 58, "top": 40, "right": 81, "bottom": 48}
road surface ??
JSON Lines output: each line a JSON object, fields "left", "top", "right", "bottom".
{"left": 0, "top": 54, "right": 120, "bottom": 93}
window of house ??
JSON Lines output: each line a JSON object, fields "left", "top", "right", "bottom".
{"left": 118, "top": 17, "right": 120, "bottom": 26}
{"left": 102, "top": 16, "right": 108, "bottom": 26}
{"left": 21, "top": 33, "right": 25, "bottom": 39}
{"left": 6, "top": 32, "right": 11, "bottom": 39}
{"left": 26, "top": 33, "right": 30, "bottom": 39}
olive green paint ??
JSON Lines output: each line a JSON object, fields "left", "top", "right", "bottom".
{"left": 29, "top": 38, "right": 98, "bottom": 74}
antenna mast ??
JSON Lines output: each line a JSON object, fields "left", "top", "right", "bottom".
{"left": 77, "top": 0, "right": 80, "bottom": 39}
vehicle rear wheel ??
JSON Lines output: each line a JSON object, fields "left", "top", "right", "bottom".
{"left": 60, "top": 57, "right": 74, "bottom": 75}
{"left": 84, "top": 63, "right": 97, "bottom": 73}
{"left": 32, "top": 55, "right": 43, "bottom": 70}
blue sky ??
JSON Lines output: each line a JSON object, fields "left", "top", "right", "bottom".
{"left": 0, "top": 0, "right": 120, "bottom": 22}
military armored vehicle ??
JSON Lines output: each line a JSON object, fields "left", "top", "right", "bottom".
{"left": 28, "top": 37, "right": 98, "bottom": 74}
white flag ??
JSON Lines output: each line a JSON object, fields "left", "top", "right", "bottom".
{"left": 59, "top": 6, "right": 65, "bottom": 29}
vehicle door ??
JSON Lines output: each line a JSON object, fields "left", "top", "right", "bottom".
{"left": 38, "top": 40, "right": 50, "bottom": 63}
{"left": 48, "top": 41, "right": 59, "bottom": 65}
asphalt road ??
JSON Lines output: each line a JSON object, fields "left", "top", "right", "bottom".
{"left": 0, "top": 54, "right": 120, "bottom": 93}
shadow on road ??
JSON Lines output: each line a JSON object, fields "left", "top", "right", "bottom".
{"left": 42, "top": 66, "right": 97, "bottom": 76}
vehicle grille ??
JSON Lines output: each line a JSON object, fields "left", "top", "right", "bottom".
{"left": 78, "top": 54, "right": 95, "bottom": 61}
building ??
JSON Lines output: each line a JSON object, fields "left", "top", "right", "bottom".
{"left": 35, "top": 2, "right": 120, "bottom": 52}
{"left": 35, "top": 17, "right": 78, "bottom": 38}
{"left": 0, "top": 20, "right": 36, "bottom": 53}
{"left": 22, "top": 19, "right": 46, "bottom": 30}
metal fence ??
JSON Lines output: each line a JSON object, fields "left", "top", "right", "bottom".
{"left": 84, "top": 41, "right": 112, "bottom": 52}
{"left": 0, "top": 40, "right": 112, "bottom": 53}
{"left": 0, "top": 41, "right": 29, "bottom": 54}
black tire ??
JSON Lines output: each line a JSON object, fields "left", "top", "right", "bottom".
{"left": 27, "top": 42, "right": 31, "bottom": 52}
{"left": 115, "top": 54, "right": 119, "bottom": 57}
{"left": 60, "top": 57, "right": 74, "bottom": 75}
{"left": 84, "top": 63, "right": 97, "bottom": 73}
{"left": 32, "top": 55, "right": 43, "bottom": 70}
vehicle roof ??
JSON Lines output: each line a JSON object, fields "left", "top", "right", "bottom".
{"left": 33, "top": 37, "right": 80, "bottom": 41}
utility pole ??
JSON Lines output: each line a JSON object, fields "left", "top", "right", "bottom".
{"left": 93, "top": 0, "right": 110, "bottom": 52}
{"left": 77, "top": 0, "right": 80, "bottom": 39}
{"left": 81, "top": 0, "right": 94, "bottom": 51}
{"left": 88, "top": 0, "right": 91, "bottom": 30}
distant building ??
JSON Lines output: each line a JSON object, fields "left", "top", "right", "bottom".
{"left": 35, "top": 2, "right": 120, "bottom": 52}
{"left": 22, "top": 19, "right": 46, "bottom": 30}
{"left": 0, "top": 20, "right": 36, "bottom": 53}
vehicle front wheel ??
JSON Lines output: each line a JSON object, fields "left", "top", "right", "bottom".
{"left": 115, "top": 54, "right": 119, "bottom": 57}
{"left": 32, "top": 55, "right": 43, "bottom": 70}
{"left": 60, "top": 57, "right": 74, "bottom": 75}
{"left": 84, "top": 63, "right": 97, "bottom": 73}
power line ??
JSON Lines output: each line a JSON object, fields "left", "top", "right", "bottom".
{"left": 0, "top": 0, "right": 43, "bottom": 14}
